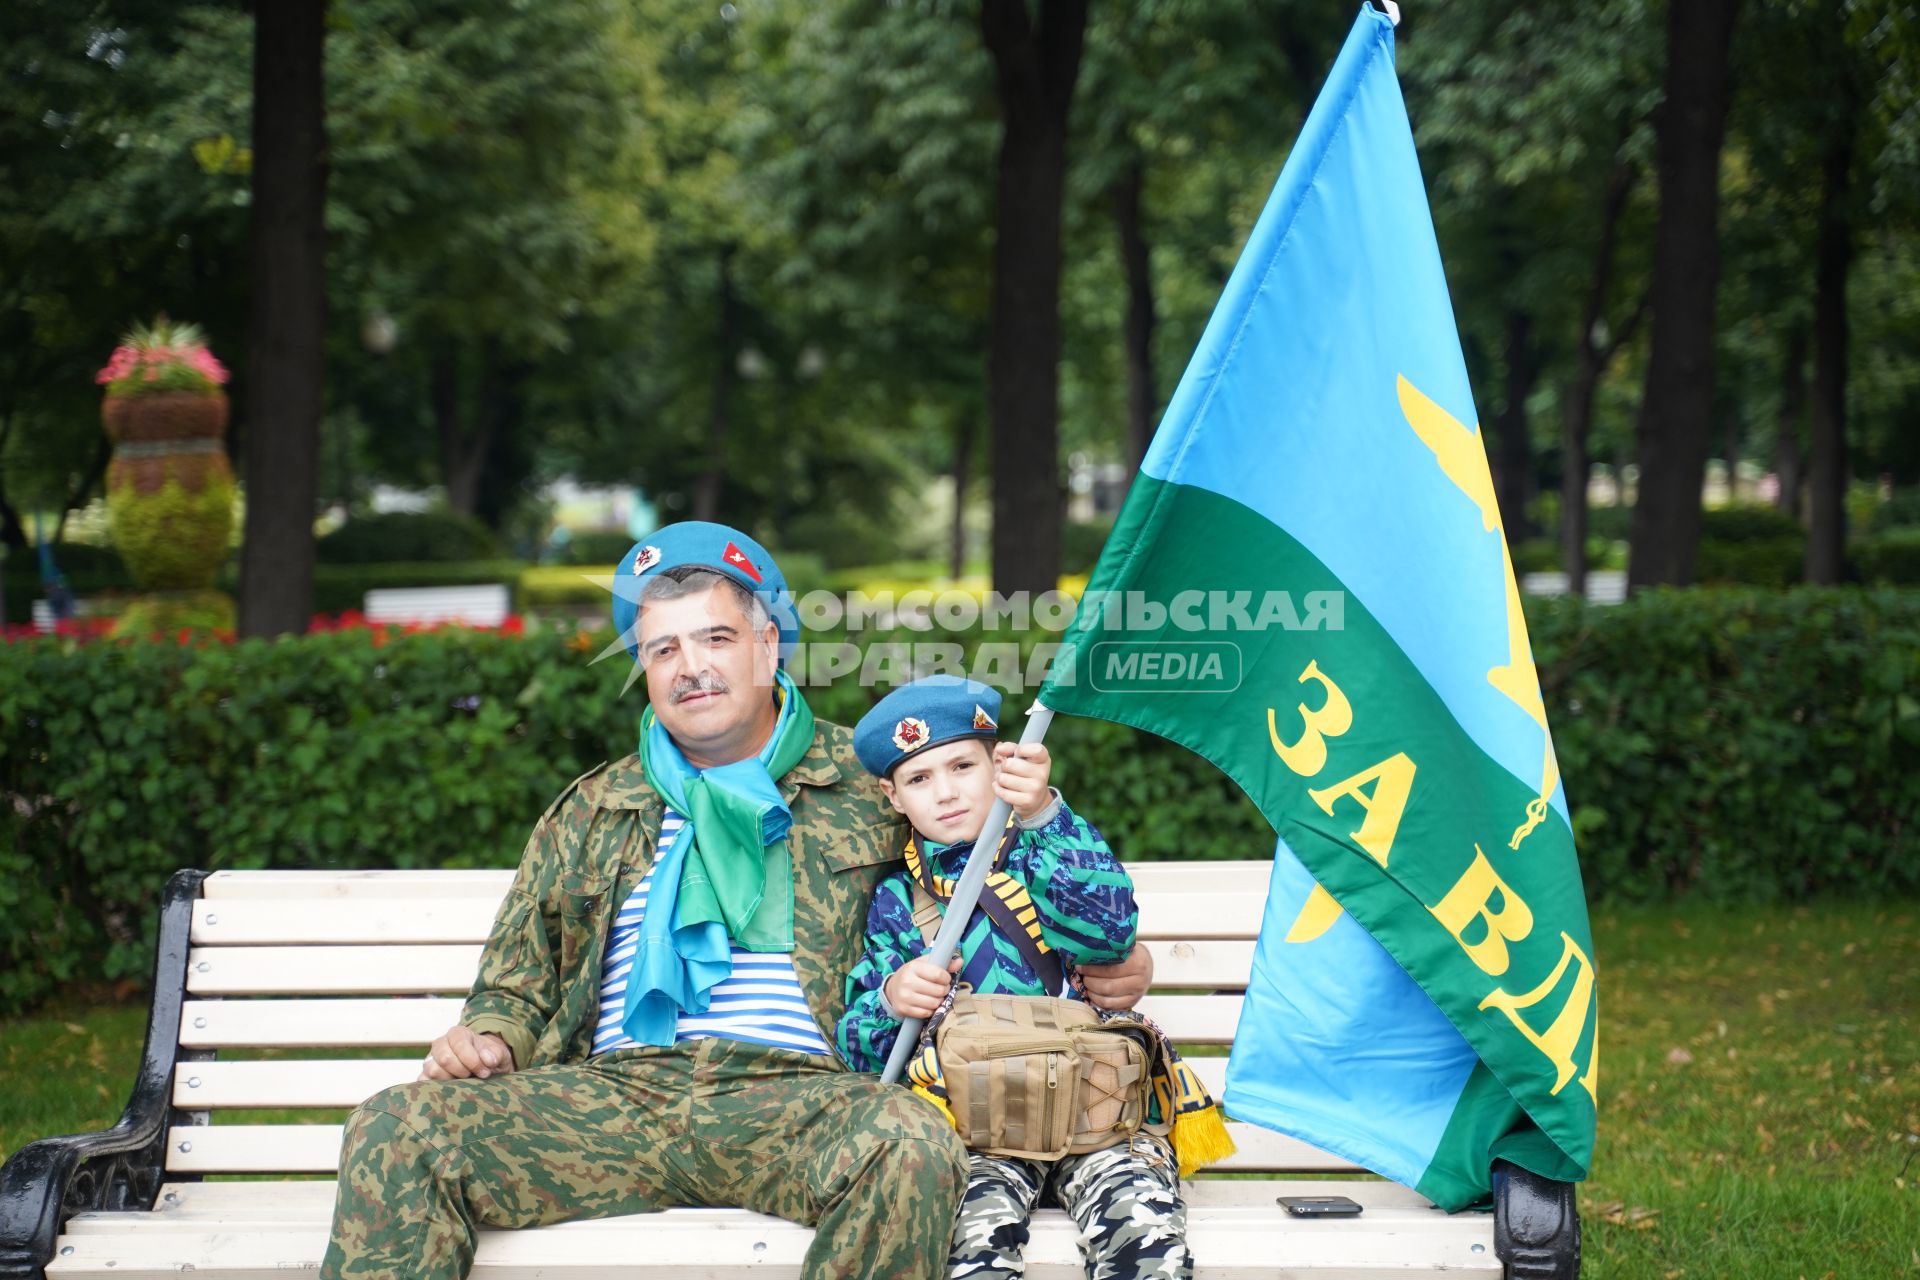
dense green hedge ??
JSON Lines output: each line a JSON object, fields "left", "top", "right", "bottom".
{"left": 3, "top": 587, "right": 1916, "bottom": 1013}
{"left": 1696, "top": 505, "right": 1806, "bottom": 587}
{"left": 316, "top": 511, "right": 505, "bottom": 564}
{"left": 1854, "top": 529, "right": 1920, "bottom": 585}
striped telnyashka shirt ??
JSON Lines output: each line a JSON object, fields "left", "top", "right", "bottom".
{"left": 593, "top": 812, "right": 835, "bottom": 1058}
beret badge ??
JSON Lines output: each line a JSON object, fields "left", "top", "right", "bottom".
{"left": 892, "top": 716, "right": 930, "bottom": 752}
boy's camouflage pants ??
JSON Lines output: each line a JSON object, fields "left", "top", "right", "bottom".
{"left": 319, "top": 1037, "right": 968, "bottom": 1280}
{"left": 950, "top": 1133, "right": 1192, "bottom": 1280}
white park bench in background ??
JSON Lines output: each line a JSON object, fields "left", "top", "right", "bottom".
{"left": 0, "top": 863, "right": 1578, "bottom": 1279}
{"left": 362, "top": 583, "right": 511, "bottom": 627}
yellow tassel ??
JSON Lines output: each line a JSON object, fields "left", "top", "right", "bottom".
{"left": 1171, "top": 1104, "right": 1237, "bottom": 1177}
{"left": 910, "top": 1082, "right": 961, "bottom": 1133}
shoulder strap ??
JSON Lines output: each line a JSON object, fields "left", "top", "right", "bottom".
{"left": 905, "top": 824, "right": 1065, "bottom": 995}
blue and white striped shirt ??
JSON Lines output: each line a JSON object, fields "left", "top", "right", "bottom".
{"left": 593, "top": 812, "right": 834, "bottom": 1058}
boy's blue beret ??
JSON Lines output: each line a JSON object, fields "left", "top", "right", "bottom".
{"left": 854, "top": 675, "right": 1003, "bottom": 778}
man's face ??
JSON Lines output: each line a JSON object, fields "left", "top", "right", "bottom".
{"left": 880, "top": 739, "right": 996, "bottom": 846}
{"left": 636, "top": 583, "right": 781, "bottom": 766}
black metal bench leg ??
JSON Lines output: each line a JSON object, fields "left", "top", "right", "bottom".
{"left": 1492, "top": 1158, "right": 1581, "bottom": 1280}
{"left": 0, "top": 868, "right": 209, "bottom": 1280}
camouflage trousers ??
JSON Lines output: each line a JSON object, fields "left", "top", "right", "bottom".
{"left": 319, "top": 1037, "right": 968, "bottom": 1280}
{"left": 950, "top": 1133, "right": 1192, "bottom": 1280}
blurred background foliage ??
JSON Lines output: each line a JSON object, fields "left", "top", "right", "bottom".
{"left": 2, "top": 0, "right": 1916, "bottom": 597}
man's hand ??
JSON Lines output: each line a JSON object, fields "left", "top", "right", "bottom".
{"left": 884, "top": 955, "right": 962, "bottom": 1020}
{"left": 420, "top": 1025, "right": 516, "bottom": 1082}
{"left": 992, "top": 742, "right": 1053, "bottom": 821}
{"left": 1079, "top": 944, "right": 1154, "bottom": 1011}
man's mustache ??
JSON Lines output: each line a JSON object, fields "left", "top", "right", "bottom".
{"left": 670, "top": 673, "right": 730, "bottom": 703}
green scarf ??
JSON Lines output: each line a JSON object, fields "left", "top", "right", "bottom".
{"left": 637, "top": 672, "right": 816, "bottom": 951}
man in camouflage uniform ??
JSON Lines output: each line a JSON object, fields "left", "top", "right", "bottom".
{"left": 320, "top": 522, "right": 1156, "bottom": 1280}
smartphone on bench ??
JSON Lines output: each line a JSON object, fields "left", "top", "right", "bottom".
{"left": 1278, "top": 1194, "right": 1364, "bottom": 1218}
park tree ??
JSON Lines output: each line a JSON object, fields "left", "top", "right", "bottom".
{"left": 1628, "top": 0, "right": 1744, "bottom": 590}
{"left": 237, "top": 0, "right": 328, "bottom": 637}
{"left": 1072, "top": 1, "right": 1334, "bottom": 469}
{"left": 1406, "top": 0, "right": 1658, "bottom": 594}
{"left": 322, "top": 0, "right": 657, "bottom": 531}
{"left": 0, "top": 4, "right": 255, "bottom": 555}
{"left": 980, "top": 0, "right": 1088, "bottom": 596}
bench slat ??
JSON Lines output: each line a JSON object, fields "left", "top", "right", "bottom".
{"left": 182, "top": 941, "right": 1252, "bottom": 995}
{"left": 190, "top": 894, "right": 1267, "bottom": 945}
{"left": 162, "top": 1117, "right": 1354, "bottom": 1177}
{"left": 177, "top": 997, "right": 465, "bottom": 1048}
{"left": 176, "top": 994, "right": 1238, "bottom": 1049}
{"left": 201, "top": 869, "right": 517, "bottom": 899}
{"left": 172, "top": 1059, "right": 414, "bottom": 1108}
{"left": 65, "top": 1178, "right": 1440, "bottom": 1227}
{"left": 195, "top": 863, "right": 1279, "bottom": 899}
{"left": 187, "top": 945, "right": 485, "bottom": 995}
{"left": 192, "top": 900, "right": 499, "bottom": 945}
{"left": 51, "top": 1201, "right": 1497, "bottom": 1279}
{"left": 173, "top": 1057, "right": 1267, "bottom": 1113}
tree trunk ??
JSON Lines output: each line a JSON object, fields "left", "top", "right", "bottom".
{"left": 1563, "top": 349, "right": 1596, "bottom": 599}
{"left": 238, "top": 0, "right": 328, "bottom": 637}
{"left": 474, "top": 344, "right": 534, "bottom": 533}
{"left": 0, "top": 408, "right": 29, "bottom": 552}
{"left": 982, "top": 0, "right": 1087, "bottom": 597}
{"left": 1774, "top": 325, "right": 1807, "bottom": 517}
{"left": 1114, "top": 154, "right": 1157, "bottom": 468}
{"left": 694, "top": 244, "right": 738, "bottom": 525}
{"left": 1627, "top": 0, "right": 1742, "bottom": 591}
{"left": 432, "top": 346, "right": 486, "bottom": 518}
{"left": 1562, "top": 158, "right": 1639, "bottom": 600}
{"left": 1492, "top": 308, "right": 1536, "bottom": 542}
{"left": 1804, "top": 112, "right": 1854, "bottom": 584}
{"left": 949, "top": 411, "right": 978, "bottom": 581}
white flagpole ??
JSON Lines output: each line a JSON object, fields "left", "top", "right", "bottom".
{"left": 878, "top": 698, "right": 1056, "bottom": 1084}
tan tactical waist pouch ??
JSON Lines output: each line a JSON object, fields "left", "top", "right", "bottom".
{"left": 933, "top": 989, "right": 1160, "bottom": 1161}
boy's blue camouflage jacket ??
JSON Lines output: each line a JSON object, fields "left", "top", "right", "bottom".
{"left": 836, "top": 795, "right": 1137, "bottom": 1073}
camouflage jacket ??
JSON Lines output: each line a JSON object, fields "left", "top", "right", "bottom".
{"left": 462, "top": 721, "right": 909, "bottom": 1071}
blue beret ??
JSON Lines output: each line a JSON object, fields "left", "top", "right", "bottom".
{"left": 610, "top": 521, "right": 798, "bottom": 662}
{"left": 854, "top": 675, "right": 1003, "bottom": 778}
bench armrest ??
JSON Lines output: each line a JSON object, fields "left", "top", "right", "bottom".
{"left": 1492, "top": 1158, "right": 1581, "bottom": 1280}
{"left": 0, "top": 869, "right": 209, "bottom": 1280}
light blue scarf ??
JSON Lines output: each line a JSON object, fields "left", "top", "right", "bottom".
{"left": 621, "top": 671, "right": 807, "bottom": 1046}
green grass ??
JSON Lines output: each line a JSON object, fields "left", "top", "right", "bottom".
{"left": 3, "top": 902, "right": 1915, "bottom": 1277}
{"left": 1579, "top": 902, "right": 1918, "bottom": 1279}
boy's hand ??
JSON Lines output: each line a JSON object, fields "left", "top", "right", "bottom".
{"left": 993, "top": 742, "right": 1052, "bottom": 821}
{"left": 884, "top": 955, "right": 962, "bottom": 1020}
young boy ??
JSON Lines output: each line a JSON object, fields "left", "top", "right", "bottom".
{"left": 839, "top": 675, "right": 1194, "bottom": 1280}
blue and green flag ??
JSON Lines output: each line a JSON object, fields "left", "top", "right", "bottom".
{"left": 1037, "top": 5, "right": 1596, "bottom": 1211}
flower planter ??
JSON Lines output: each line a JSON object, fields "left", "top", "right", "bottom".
{"left": 102, "top": 389, "right": 229, "bottom": 444}
{"left": 96, "top": 321, "right": 238, "bottom": 607}
{"left": 107, "top": 442, "right": 233, "bottom": 498}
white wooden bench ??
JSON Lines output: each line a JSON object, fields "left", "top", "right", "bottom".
{"left": 362, "top": 583, "right": 512, "bottom": 627}
{"left": 0, "top": 865, "right": 1578, "bottom": 1279}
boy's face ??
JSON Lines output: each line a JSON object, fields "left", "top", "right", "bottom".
{"left": 880, "top": 738, "right": 996, "bottom": 845}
